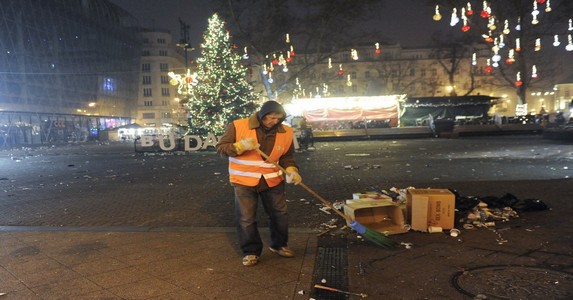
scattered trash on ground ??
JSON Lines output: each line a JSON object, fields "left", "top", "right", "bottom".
{"left": 326, "top": 185, "right": 550, "bottom": 246}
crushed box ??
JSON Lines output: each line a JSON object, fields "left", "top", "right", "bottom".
{"left": 344, "top": 199, "right": 408, "bottom": 235}
{"left": 352, "top": 192, "right": 393, "bottom": 200}
{"left": 406, "top": 189, "right": 455, "bottom": 232}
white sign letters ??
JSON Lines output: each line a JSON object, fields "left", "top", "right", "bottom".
{"left": 140, "top": 133, "right": 220, "bottom": 151}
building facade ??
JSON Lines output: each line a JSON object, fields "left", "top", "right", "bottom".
{"left": 0, "top": 0, "right": 141, "bottom": 146}
{"left": 135, "top": 29, "right": 186, "bottom": 130}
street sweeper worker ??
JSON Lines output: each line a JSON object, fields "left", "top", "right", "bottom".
{"left": 216, "top": 100, "right": 302, "bottom": 267}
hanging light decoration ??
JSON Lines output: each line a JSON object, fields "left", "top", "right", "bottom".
{"left": 328, "top": 57, "right": 333, "bottom": 69}
{"left": 515, "top": 17, "right": 521, "bottom": 31}
{"left": 553, "top": 35, "right": 560, "bottom": 47}
{"left": 480, "top": 1, "right": 490, "bottom": 18}
{"left": 462, "top": 17, "right": 470, "bottom": 32}
{"left": 569, "top": 19, "right": 573, "bottom": 31}
{"left": 346, "top": 74, "right": 352, "bottom": 86}
{"left": 375, "top": 42, "right": 381, "bottom": 54}
{"left": 338, "top": 64, "right": 344, "bottom": 76}
{"left": 531, "top": 1, "right": 540, "bottom": 25}
{"left": 285, "top": 33, "right": 290, "bottom": 43}
{"left": 488, "top": 16, "right": 497, "bottom": 30}
{"left": 531, "top": 65, "right": 538, "bottom": 78}
{"left": 535, "top": 38, "right": 541, "bottom": 51}
{"left": 450, "top": 8, "right": 459, "bottom": 26}
{"left": 466, "top": 2, "right": 473, "bottom": 15}
{"left": 499, "top": 35, "right": 506, "bottom": 48}
{"left": 545, "top": 0, "right": 552, "bottom": 12}
{"left": 433, "top": 5, "right": 442, "bottom": 21}
{"left": 242, "top": 46, "right": 249, "bottom": 59}
{"left": 515, "top": 72, "right": 523, "bottom": 86}
{"left": 351, "top": 49, "right": 359, "bottom": 60}
{"left": 506, "top": 49, "right": 515, "bottom": 64}
{"left": 472, "top": 52, "right": 477, "bottom": 65}
{"left": 484, "top": 58, "right": 493, "bottom": 73}
{"left": 503, "top": 19, "right": 510, "bottom": 35}
{"left": 267, "top": 72, "right": 273, "bottom": 83}
{"left": 516, "top": 38, "right": 521, "bottom": 52}
{"left": 492, "top": 45, "right": 501, "bottom": 63}
{"left": 566, "top": 34, "right": 573, "bottom": 51}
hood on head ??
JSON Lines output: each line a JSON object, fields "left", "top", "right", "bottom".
{"left": 258, "top": 101, "right": 286, "bottom": 123}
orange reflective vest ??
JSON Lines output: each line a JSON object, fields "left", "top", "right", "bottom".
{"left": 229, "top": 118, "right": 293, "bottom": 187}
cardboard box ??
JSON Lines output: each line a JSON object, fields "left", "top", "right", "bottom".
{"left": 352, "top": 192, "right": 393, "bottom": 200}
{"left": 406, "top": 189, "right": 455, "bottom": 231}
{"left": 344, "top": 199, "right": 408, "bottom": 235}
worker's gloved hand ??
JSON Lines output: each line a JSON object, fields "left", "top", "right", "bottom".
{"left": 234, "top": 137, "right": 258, "bottom": 155}
{"left": 285, "top": 166, "right": 302, "bottom": 185}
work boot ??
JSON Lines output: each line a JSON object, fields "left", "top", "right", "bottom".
{"left": 269, "top": 246, "right": 295, "bottom": 258}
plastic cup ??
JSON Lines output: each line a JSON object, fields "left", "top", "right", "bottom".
{"left": 427, "top": 226, "right": 443, "bottom": 233}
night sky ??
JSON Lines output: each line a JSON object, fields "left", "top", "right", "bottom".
{"left": 108, "top": 0, "right": 448, "bottom": 52}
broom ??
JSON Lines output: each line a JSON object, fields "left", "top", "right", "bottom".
{"left": 255, "top": 148, "right": 397, "bottom": 248}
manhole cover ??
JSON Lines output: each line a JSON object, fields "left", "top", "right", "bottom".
{"left": 452, "top": 265, "right": 573, "bottom": 299}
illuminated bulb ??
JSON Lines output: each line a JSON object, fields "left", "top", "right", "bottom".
{"left": 515, "top": 17, "right": 521, "bottom": 31}
{"left": 285, "top": 33, "right": 290, "bottom": 43}
{"left": 466, "top": 2, "right": 473, "bottom": 15}
{"left": 450, "top": 8, "right": 459, "bottom": 26}
{"left": 553, "top": 35, "right": 560, "bottom": 47}
{"left": 328, "top": 58, "right": 332, "bottom": 68}
{"left": 488, "top": 16, "right": 496, "bottom": 30}
{"left": 503, "top": 20, "right": 510, "bottom": 35}
{"left": 535, "top": 38, "right": 541, "bottom": 51}
{"left": 499, "top": 35, "right": 506, "bottom": 48}
{"left": 243, "top": 47, "right": 249, "bottom": 59}
{"left": 492, "top": 53, "right": 501, "bottom": 62}
{"left": 516, "top": 38, "right": 521, "bottom": 51}
{"left": 492, "top": 61, "right": 499, "bottom": 68}
{"left": 531, "top": 2, "right": 539, "bottom": 17}
{"left": 480, "top": 0, "right": 490, "bottom": 18}
{"left": 532, "top": 15, "right": 539, "bottom": 25}
{"left": 461, "top": 18, "right": 470, "bottom": 32}
{"left": 433, "top": 5, "right": 442, "bottom": 21}
{"left": 351, "top": 49, "right": 359, "bottom": 60}
{"left": 531, "top": 65, "right": 538, "bottom": 78}
{"left": 566, "top": 35, "right": 573, "bottom": 51}
{"left": 569, "top": 19, "right": 573, "bottom": 31}
{"left": 545, "top": 0, "right": 551, "bottom": 12}
{"left": 267, "top": 72, "right": 273, "bottom": 83}
{"left": 472, "top": 53, "right": 477, "bottom": 65}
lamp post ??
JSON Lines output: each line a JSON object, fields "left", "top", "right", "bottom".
{"left": 176, "top": 18, "right": 194, "bottom": 71}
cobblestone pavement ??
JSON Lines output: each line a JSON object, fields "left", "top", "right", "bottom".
{"left": 1, "top": 136, "right": 572, "bottom": 299}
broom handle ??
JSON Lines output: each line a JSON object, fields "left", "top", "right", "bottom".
{"left": 254, "top": 147, "right": 352, "bottom": 222}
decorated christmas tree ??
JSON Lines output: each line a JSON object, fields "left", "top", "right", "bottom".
{"left": 187, "top": 13, "right": 260, "bottom": 135}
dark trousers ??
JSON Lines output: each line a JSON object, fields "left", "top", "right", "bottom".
{"left": 233, "top": 181, "right": 289, "bottom": 256}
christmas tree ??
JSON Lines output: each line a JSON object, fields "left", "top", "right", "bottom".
{"left": 187, "top": 13, "right": 260, "bottom": 135}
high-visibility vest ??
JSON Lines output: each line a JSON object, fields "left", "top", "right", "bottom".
{"left": 229, "top": 118, "right": 293, "bottom": 187}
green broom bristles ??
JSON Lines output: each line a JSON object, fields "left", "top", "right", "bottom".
{"left": 350, "top": 220, "right": 397, "bottom": 248}
{"left": 362, "top": 227, "right": 398, "bottom": 248}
